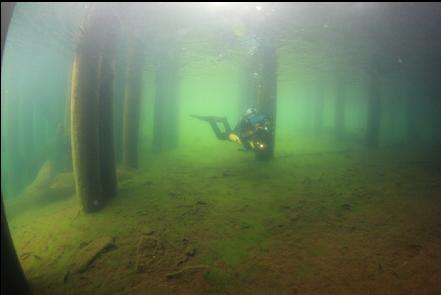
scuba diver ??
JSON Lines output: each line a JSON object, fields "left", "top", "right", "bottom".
{"left": 191, "top": 108, "right": 273, "bottom": 157}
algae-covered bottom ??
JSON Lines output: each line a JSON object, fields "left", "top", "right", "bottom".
{"left": 6, "top": 138, "right": 441, "bottom": 295}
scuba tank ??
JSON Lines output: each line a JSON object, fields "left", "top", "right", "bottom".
{"left": 248, "top": 116, "right": 273, "bottom": 160}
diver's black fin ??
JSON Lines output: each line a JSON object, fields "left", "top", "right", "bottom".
{"left": 190, "top": 115, "right": 225, "bottom": 122}
{"left": 190, "top": 114, "right": 211, "bottom": 121}
{"left": 190, "top": 115, "right": 232, "bottom": 140}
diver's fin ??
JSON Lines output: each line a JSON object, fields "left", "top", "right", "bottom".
{"left": 190, "top": 115, "right": 225, "bottom": 122}
{"left": 190, "top": 115, "right": 232, "bottom": 140}
{"left": 190, "top": 114, "right": 211, "bottom": 121}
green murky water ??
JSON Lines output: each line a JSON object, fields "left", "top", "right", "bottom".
{"left": 1, "top": 3, "right": 441, "bottom": 294}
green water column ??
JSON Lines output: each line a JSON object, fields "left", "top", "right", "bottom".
{"left": 238, "top": 56, "right": 259, "bottom": 119}
{"left": 152, "top": 44, "right": 180, "bottom": 152}
{"left": 365, "top": 69, "right": 382, "bottom": 147}
{"left": 302, "top": 87, "right": 313, "bottom": 133}
{"left": 122, "top": 40, "right": 145, "bottom": 169}
{"left": 70, "top": 4, "right": 118, "bottom": 212}
{"left": 98, "top": 22, "right": 117, "bottom": 199}
{"left": 313, "top": 83, "right": 324, "bottom": 136}
{"left": 113, "top": 38, "right": 129, "bottom": 164}
{"left": 335, "top": 75, "right": 346, "bottom": 140}
{"left": 256, "top": 36, "right": 278, "bottom": 161}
